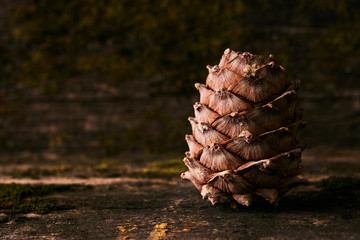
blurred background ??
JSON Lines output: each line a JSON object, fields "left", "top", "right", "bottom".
{"left": 1, "top": 0, "right": 359, "bottom": 165}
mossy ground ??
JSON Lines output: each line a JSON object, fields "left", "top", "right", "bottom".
{"left": 136, "top": 159, "right": 186, "bottom": 178}
{"left": 8, "top": 158, "right": 186, "bottom": 180}
{"left": 0, "top": 183, "right": 91, "bottom": 220}
{"left": 1, "top": 158, "right": 186, "bottom": 222}
{"left": 10, "top": 165, "right": 73, "bottom": 179}
{"left": 1, "top": 174, "right": 358, "bottom": 239}
{"left": 0, "top": 154, "right": 359, "bottom": 239}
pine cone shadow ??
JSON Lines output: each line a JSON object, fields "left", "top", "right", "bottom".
{"left": 276, "top": 176, "right": 360, "bottom": 214}
{"left": 208, "top": 176, "right": 360, "bottom": 214}
{"left": 279, "top": 189, "right": 359, "bottom": 212}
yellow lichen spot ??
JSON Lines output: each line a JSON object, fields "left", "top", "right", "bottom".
{"left": 116, "top": 224, "right": 138, "bottom": 240}
{"left": 117, "top": 226, "right": 127, "bottom": 234}
{"left": 148, "top": 223, "right": 169, "bottom": 240}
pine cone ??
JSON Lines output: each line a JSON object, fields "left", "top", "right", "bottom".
{"left": 181, "top": 49, "right": 306, "bottom": 207}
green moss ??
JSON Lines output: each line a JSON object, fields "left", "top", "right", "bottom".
{"left": 0, "top": 183, "right": 90, "bottom": 218}
{"left": 91, "top": 158, "right": 186, "bottom": 178}
{"left": 138, "top": 159, "right": 186, "bottom": 178}
{"left": 78, "top": 158, "right": 185, "bottom": 179}
{"left": 11, "top": 165, "right": 73, "bottom": 179}
{"left": 92, "top": 159, "right": 129, "bottom": 178}
{"left": 8, "top": 159, "right": 185, "bottom": 179}
{"left": 94, "top": 159, "right": 119, "bottom": 172}
{"left": 315, "top": 176, "right": 360, "bottom": 192}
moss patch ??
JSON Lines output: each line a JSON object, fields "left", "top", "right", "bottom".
{"left": 0, "top": 183, "right": 90, "bottom": 219}
{"left": 83, "top": 158, "right": 186, "bottom": 179}
{"left": 8, "top": 158, "right": 186, "bottom": 179}
{"left": 136, "top": 159, "right": 186, "bottom": 178}
{"left": 11, "top": 165, "right": 73, "bottom": 179}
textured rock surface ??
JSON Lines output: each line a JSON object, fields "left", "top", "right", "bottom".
{"left": 0, "top": 153, "right": 359, "bottom": 240}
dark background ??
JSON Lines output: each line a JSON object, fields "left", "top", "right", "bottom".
{"left": 1, "top": 0, "right": 359, "bottom": 161}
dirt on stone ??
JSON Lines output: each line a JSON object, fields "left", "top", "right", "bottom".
{"left": 0, "top": 153, "right": 359, "bottom": 240}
